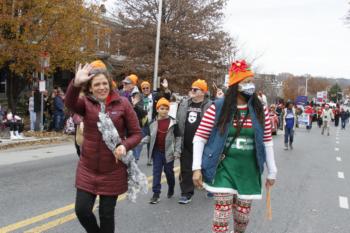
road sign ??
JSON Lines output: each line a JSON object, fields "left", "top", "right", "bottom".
{"left": 40, "top": 52, "right": 50, "bottom": 69}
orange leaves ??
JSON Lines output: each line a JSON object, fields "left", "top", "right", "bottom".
{"left": 0, "top": 0, "right": 102, "bottom": 75}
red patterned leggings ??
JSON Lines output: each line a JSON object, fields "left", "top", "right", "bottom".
{"left": 212, "top": 193, "right": 252, "bottom": 233}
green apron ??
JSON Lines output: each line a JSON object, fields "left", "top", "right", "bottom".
{"left": 206, "top": 110, "right": 262, "bottom": 198}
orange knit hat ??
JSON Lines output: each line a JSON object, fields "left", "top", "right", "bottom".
{"left": 141, "top": 81, "right": 151, "bottom": 89}
{"left": 156, "top": 97, "right": 170, "bottom": 109}
{"left": 192, "top": 79, "right": 208, "bottom": 92}
{"left": 122, "top": 74, "right": 138, "bottom": 85}
{"left": 228, "top": 60, "right": 254, "bottom": 86}
{"left": 90, "top": 60, "right": 107, "bottom": 70}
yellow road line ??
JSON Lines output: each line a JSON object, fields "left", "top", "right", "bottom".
{"left": 24, "top": 168, "right": 180, "bottom": 233}
{"left": 0, "top": 166, "right": 180, "bottom": 233}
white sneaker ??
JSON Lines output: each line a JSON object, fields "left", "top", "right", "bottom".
{"left": 15, "top": 131, "right": 24, "bottom": 140}
{"left": 10, "top": 131, "right": 18, "bottom": 140}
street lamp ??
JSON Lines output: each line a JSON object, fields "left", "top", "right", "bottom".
{"left": 153, "top": 0, "right": 163, "bottom": 91}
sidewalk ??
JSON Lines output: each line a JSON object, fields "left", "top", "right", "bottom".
{"left": 0, "top": 131, "right": 74, "bottom": 151}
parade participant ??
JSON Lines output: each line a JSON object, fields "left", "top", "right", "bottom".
{"left": 321, "top": 104, "right": 334, "bottom": 136}
{"left": 257, "top": 90, "right": 268, "bottom": 106}
{"left": 340, "top": 108, "right": 347, "bottom": 130}
{"left": 131, "top": 92, "right": 148, "bottom": 162}
{"left": 304, "top": 105, "right": 314, "bottom": 131}
{"left": 283, "top": 101, "right": 296, "bottom": 150}
{"left": 148, "top": 98, "right": 181, "bottom": 204}
{"left": 269, "top": 104, "right": 279, "bottom": 135}
{"left": 192, "top": 60, "right": 277, "bottom": 233}
{"left": 317, "top": 105, "right": 323, "bottom": 128}
{"left": 141, "top": 80, "right": 172, "bottom": 165}
{"left": 120, "top": 74, "right": 140, "bottom": 102}
{"left": 334, "top": 104, "right": 340, "bottom": 127}
{"left": 65, "top": 60, "right": 142, "bottom": 233}
{"left": 177, "top": 79, "right": 211, "bottom": 204}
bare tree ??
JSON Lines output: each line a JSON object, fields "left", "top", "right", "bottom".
{"left": 112, "top": 0, "right": 236, "bottom": 92}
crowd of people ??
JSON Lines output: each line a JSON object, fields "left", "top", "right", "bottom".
{"left": 59, "top": 59, "right": 278, "bottom": 233}
{"left": 1, "top": 58, "right": 349, "bottom": 233}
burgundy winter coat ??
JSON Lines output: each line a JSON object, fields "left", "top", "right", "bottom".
{"left": 65, "top": 81, "right": 142, "bottom": 196}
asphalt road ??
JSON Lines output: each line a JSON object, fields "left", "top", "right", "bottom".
{"left": 0, "top": 123, "right": 349, "bottom": 233}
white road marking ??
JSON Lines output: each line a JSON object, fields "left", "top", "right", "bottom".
{"left": 338, "top": 172, "right": 345, "bottom": 179}
{"left": 336, "top": 141, "right": 340, "bottom": 144}
{"left": 339, "top": 196, "right": 349, "bottom": 209}
{"left": 335, "top": 148, "right": 340, "bottom": 151}
{"left": 336, "top": 157, "right": 342, "bottom": 162}
{"left": 336, "top": 137, "right": 340, "bottom": 140}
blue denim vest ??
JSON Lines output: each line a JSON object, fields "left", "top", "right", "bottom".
{"left": 201, "top": 97, "right": 266, "bottom": 183}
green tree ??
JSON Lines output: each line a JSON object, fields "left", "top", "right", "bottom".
{"left": 328, "top": 83, "right": 342, "bottom": 103}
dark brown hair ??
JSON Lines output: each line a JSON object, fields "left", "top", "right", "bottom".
{"left": 217, "top": 84, "right": 265, "bottom": 135}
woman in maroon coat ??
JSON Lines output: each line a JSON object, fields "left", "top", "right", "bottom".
{"left": 65, "top": 61, "right": 142, "bottom": 233}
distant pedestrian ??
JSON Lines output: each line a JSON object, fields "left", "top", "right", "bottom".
{"left": 257, "top": 90, "right": 268, "bottom": 106}
{"left": 321, "top": 104, "right": 334, "bottom": 136}
{"left": 340, "top": 108, "right": 347, "bottom": 130}
{"left": 148, "top": 98, "right": 181, "bottom": 204}
{"left": 4, "top": 109, "right": 24, "bottom": 140}
{"left": 283, "top": 101, "right": 296, "bottom": 150}
{"left": 53, "top": 87, "right": 65, "bottom": 131}
{"left": 192, "top": 60, "right": 277, "bottom": 233}
{"left": 28, "top": 91, "right": 36, "bottom": 131}
{"left": 334, "top": 105, "right": 340, "bottom": 127}
{"left": 304, "top": 105, "right": 314, "bottom": 131}
{"left": 176, "top": 79, "right": 211, "bottom": 204}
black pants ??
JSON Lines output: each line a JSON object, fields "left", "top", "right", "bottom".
{"left": 179, "top": 147, "right": 194, "bottom": 197}
{"left": 75, "top": 189, "right": 117, "bottom": 233}
{"left": 6, "top": 122, "right": 19, "bottom": 131}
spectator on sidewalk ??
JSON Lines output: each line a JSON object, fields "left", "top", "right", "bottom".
{"left": 176, "top": 79, "right": 211, "bottom": 204}
{"left": 65, "top": 61, "right": 142, "bottom": 233}
{"left": 4, "top": 109, "right": 24, "bottom": 140}
{"left": 28, "top": 90, "right": 36, "bottom": 131}
{"left": 148, "top": 98, "right": 181, "bottom": 204}
{"left": 53, "top": 87, "right": 65, "bottom": 131}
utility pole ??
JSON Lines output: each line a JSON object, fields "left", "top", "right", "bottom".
{"left": 153, "top": 0, "right": 163, "bottom": 91}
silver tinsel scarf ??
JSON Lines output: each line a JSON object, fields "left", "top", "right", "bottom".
{"left": 97, "top": 102, "right": 148, "bottom": 202}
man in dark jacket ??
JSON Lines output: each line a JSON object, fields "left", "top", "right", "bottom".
{"left": 53, "top": 87, "right": 65, "bottom": 131}
{"left": 176, "top": 79, "right": 211, "bottom": 204}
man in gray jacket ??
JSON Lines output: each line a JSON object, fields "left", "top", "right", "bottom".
{"left": 176, "top": 79, "right": 211, "bottom": 204}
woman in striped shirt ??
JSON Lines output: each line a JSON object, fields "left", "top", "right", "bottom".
{"left": 192, "top": 60, "right": 277, "bottom": 233}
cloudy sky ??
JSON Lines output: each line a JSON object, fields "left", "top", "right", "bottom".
{"left": 223, "top": 0, "right": 350, "bottom": 78}
{"left": 103, "top": 0, "right": 350, "bottom": 78}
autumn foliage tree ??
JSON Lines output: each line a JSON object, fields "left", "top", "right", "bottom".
{"left": 0, "top": 0, "right": 103, "bottom": 111}
{"left": 114, "top": 0, "right": 235, "bottom": 92}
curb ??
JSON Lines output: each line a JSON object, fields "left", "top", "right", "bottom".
{"left": 0, "top": 136, "right": 74, "bottom": 151}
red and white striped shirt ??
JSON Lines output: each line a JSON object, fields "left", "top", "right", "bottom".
{"left": 195, "top": 104, "right": 273, "bottom": 143}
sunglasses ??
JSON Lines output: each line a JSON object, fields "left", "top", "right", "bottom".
{"left": 191, "top": 88, "right": 201, "bottom": 92}
{"left": 142, "top": 87, "right": 150, "bottom": 90}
